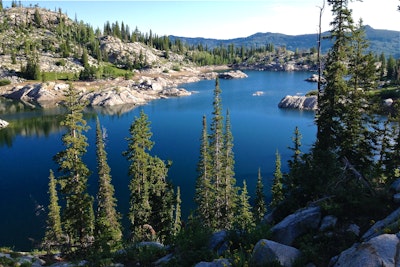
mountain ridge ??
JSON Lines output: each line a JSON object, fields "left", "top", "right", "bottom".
{"left": 170, "top": 25, "right": 400, "bottom": 57}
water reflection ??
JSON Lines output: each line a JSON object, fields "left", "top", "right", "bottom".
{"left": 0, "top": 97, "right": 139, "bottom": 147}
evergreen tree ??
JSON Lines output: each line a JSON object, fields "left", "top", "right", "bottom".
{"left": 316, "top": 0, "right": 354, "bottom": 152}
{"left": 254, "top": 168, "right": 266, "bottom": 223}
{"left": 123, "top": 110, "right": 175, "bottom": 243}
{"left": 54, "top": 84, "right": 94, "bottom": 251}
{"left": 209, "top": 77, "right": 225, "bottom": 229}
{"left": 43, "top": 169, "right": 63, "bottom": 252}
{"left": 173, "top": 186, "right": 182, "bottom": 236}
{"left": 194, "top": 115, "right": 213, "bottom": 227}
{"left": 270, "top": 150, "right": 284, "bottom": 208}
{"left": 34, "top": 8, "right": 41, "bottom": 27}
{"left": 235, "top": 180, "right": 255, "bottom": 232}
{"left": 343, "top": 19, "right": 376, "bottom": 173}
{"left": 221, "top": 109, "right": 237, "bottom": 229}
{"left": 124, "top": 110, "right": 153, "bottom": 241}
{"left": 94, "top": 117, "right": 122, "bottom": 253}
{"left": 23, "top": 54, "right": 41, "bottom": 80}
{"left": 387, "top": 55, "right": 397, "bottom": 82}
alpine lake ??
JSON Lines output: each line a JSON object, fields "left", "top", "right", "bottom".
{"left": 0, "top": 70, "right": 317, "bottom": 250}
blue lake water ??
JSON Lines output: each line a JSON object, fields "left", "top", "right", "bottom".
{"left": 0, "top": 70, "right": 317, "bottom": 250}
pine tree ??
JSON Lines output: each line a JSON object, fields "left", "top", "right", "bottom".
{"left": 124, "top": 110, "right": 153, "bottom": 241}
{"left": 43, "top": 169, "right": 63, "bottom": 252}
{"left": 94, "top": 117, "right": 122, "bottom": 253}
{"left": 235, "top": 180, "right": 255, "bottom": 232}
{"left": 221, "top": 109, "right": 237, "bottom": 229}
{"left": 342, "top": 19, "right": 376, "bottom": 172}
{"left": 316, "top": 0, "right": 354, "bottom": 152}
{"left": 254, "top": 168, "right": 266, "bottom": 223}
{"left": 195, "top": 116, "right": 213, "bottom": 227}
{"left": 123, "top": 110, "right": 175, "bottom": 243}
{"left": 54, "top": 84, "right": 94, "bottom": 251}
{"left": 209, "top": 77, "right": 225, "bottom": 229}
{"left": 173, "top": 186, "right": 182, "bottom": 236}
{"left": 270, "top": 150, "right": 284, "bottom": 208}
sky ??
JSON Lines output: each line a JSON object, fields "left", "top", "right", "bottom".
{"left": 4, "top": 0, "right": 400, "bottom": 39}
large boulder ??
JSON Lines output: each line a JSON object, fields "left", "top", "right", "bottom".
{"left": 270, "top": 206, "right": 322, "bottom": 246}
{"left": 250, "top": 239, "right": 302, "bottom": 267}
{"left": 218, "top": 70, "right": 248, "bottom": 79}
{"left": 278, "top": 95, "right": 318, "bottom": 110}
{"left": 329, "top": 234, "right": 400, "bottom": 267}
{"left": 362, "top": 207, "right": 400, "bottom": 241}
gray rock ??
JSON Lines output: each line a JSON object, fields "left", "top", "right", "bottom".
{"left": 278, "top": 95, "right": 318, "bottom": 110}
{"left": 218, "top": 70, "right": 248, "bottom": 79}
{"left": 390, "top": 178, "right": 400, "bottom": 192}
{"left": 362, "top": 207, "right": 400, "bottom": 241}
{"left": 209, "top": 230, "right": 229, "bottom": 255}
{"left": 154, "top": 253, "right": 173, "bottom": 266}
{"left": 161, "top": 88, "right": 191, "bottom": 97}
{"left": 194, "top": 259, "right": 232, "bottom": 267}
{"left": 383, "top": 98, "right": 394, "bottom": 107}
{"left": 271, "top": 206, "right": 322, "bottom": 246}
{"left": 136, "top": 241, "right": 164, "bottom": 249}
{"left": 393, "top": 193, "right": 400, "bottom": 204}
{"left": 319, "top": 215, "right": 338, "bottom": 231}
{"left": 250, "top": 239, "right": 302, "bottom": 267}
{"left": 0, "top": 119, "right": 9, "bottom": 128}
{"left": 330, "top": 234, "right": 400, "bottom": 267}
{"left": 305, "top": 74, "right": 326, "bottom": 83}
{"left": 347, "top": 224, "right": 360, "bottom": 237}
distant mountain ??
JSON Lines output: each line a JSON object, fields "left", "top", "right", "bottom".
{"left": 170, "top": 25, "right": 400, "bottom": 57}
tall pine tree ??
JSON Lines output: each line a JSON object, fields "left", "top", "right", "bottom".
{"left": 123, "top": 110, "right": 175, "bottom": 243}
{"left": 221, "top": 109, "right": 237, "bottom": 229}
{"left": 195, "top": 115, "right": 213, "bottom": 228}
{"left": 94, "top": 117, "right": 122, "bottom": 253}
{"left": 54, "top": 84, "right": 94, "bottom": 251}
{"left": 235, "top": 180, "right": 255, "bottom": 232}
{"left": 43, "top": 169, "right": 63, "bottom": 252}
{"left": 209, "top": 77, "right": 225, "bottom": 229}
{"left": 254, "top": 168, "right": 266, "bottom": 223}
{"left": 270, "top": 150, "right": 284, "bottom": 208}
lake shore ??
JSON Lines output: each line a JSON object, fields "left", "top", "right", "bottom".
{"left": 0, "top": 65, "right": 243, "bottom": 108}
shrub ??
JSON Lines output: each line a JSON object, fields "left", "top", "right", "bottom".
{"left": 0, "top": 79, "right": 11, "bottom": 86}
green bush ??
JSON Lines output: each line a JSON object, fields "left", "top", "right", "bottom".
{"left": 0, "top": 79, "right": 11, "bottom": 86}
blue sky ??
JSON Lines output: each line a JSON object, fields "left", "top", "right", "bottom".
{"left": 4, "top": 1, "right": 400, "bottom": 39}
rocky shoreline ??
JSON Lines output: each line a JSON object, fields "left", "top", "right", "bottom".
{"left": 0, "top": 68, "right": 247, "bottom": 108}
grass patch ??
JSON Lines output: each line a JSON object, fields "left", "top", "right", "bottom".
{"left": 0, "top": 79, "right": 11, "bottom": 86}
{"left": 368, "top": 86, "right": 400, "bottom": 99}
{"left": 42, "top": 72, "right": 77, "bottom": 81}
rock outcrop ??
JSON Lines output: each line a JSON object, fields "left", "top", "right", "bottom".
{"left": 305, "top": 74, "right": 326, "bottom": 83}
{"left": 329, "top": 234, "right": 400, "bottom": 267}
{"left": 270, "top": 206, "right": 322, "bottom": 246}
{"left": 278, "top": 95, "right": 318, "bottom": 110}
{"left": 250, "top": 239, "right": 302, "bottom": 267}
{"left": 361, "top": 207, "right": 400, "bottom": 241}
{"left": 1, "top": 78, "right": 192, "bottom": 107}
{"left": 218, "top": 70, "right": 248, "bottom": 79}
{"left": 0, "top": 119, "right": 9, "bottom": 128}
{"left": 194, "top": 259, "right": 232, "bottom": 267}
